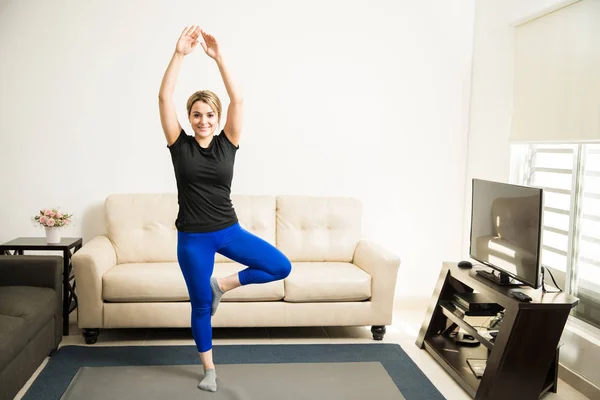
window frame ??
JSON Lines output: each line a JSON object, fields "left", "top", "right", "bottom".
{"left": 515, "top": 142, "right": 600, "bottom": 333}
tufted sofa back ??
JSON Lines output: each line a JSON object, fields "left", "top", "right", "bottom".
{"left": 275, "top": 196, "right": 362, "bottom": 262}
{"left": 104, "top": 194, "right": 362, "bottom": 264}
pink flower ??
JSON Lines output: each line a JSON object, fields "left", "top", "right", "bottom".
{"left": 34, "top": 208, "right": 72, "bottom": 228}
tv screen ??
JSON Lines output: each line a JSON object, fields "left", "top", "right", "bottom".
{"left": 469, "top": 179, "right": 543, "bottom": 289}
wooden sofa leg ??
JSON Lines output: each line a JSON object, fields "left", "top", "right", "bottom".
{"left": 371, "top": 325, "right": 386, "bottom": 341}
{"left": 82, "top": 328, "right": 100, "bottom": 344}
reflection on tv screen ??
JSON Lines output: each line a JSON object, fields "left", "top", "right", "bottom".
{"left": 470, "top": 180, "right": 542, "bottom": 287}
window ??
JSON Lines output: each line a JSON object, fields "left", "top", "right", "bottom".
{"left": 512, "top": 143, "right": 600, "bottom": 330}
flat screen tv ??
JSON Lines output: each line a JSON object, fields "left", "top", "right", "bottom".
{"left": 469, "top": 179, "right": 544, "bottom": 289}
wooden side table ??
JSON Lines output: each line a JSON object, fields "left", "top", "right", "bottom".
{"left": 0, "top": 237, "right": 83, "bottom": 336}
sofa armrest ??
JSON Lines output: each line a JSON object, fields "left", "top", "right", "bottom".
{"left": 0, "top": 255, "right": 62, "bottom": 290}
{"left": 72, "top": 235, "right": 117, "bottom": 328}
{"left": 353, "top": 239, "right": 401, "bottom": 312}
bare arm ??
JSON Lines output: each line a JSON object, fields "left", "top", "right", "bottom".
{"left": 201, "top": 30, "right": 243, "bottom": 146}
{"left": 158, "top": 51, "right": 184, "bottom": 146}
{"left": 159, "top": 26, "right": 201, "bottom": 146}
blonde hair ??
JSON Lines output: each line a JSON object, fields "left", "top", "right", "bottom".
{"left": 186, "top": 90, "right": 222, "bottom": 122}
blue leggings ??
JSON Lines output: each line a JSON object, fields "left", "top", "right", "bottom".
{"left": 177, "top": 222, "right": 291, "bottom": 353}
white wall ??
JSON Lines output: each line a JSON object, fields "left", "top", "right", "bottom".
{"left": 465, "top": 0, "right": 599, "bottom": 389}
{"left": 0, "top": 0, "right": 475, "bottom": 300}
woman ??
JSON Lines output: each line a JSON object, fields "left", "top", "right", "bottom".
{"left": 158, "top": 25, "right": 292, "bottom": 392}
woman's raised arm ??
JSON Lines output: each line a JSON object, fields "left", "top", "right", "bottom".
{"left": 200, "top": 30, "right": 243, "bottom": 146}
{"left": 159, "top": 25, "right": 201, "bottom": 146}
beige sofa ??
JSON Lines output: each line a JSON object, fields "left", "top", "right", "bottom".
{"left": 72, "top": 194, "right": 401, "bottom": 344}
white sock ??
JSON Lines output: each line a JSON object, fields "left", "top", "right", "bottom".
{"left": 210, "top": 277, "right": 224, "bottom": 316}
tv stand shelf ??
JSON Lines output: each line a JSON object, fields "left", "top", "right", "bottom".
{"left": 416, "top": 262, "right": 579, "bottom": 400}
{"left": 438, "top": 301, "right": 495, "bottom": 350}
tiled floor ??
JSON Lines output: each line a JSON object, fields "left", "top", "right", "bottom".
{"left": 14, "top": 305, "right": 590, "bottom": 400}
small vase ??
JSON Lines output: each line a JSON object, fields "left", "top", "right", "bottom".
{"left": 45, "top": 227, "right": 61, "bottom": 244}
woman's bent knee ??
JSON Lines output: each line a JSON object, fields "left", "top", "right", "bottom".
{"left": 277, "top": 257, "right": 292, "bottom": 280}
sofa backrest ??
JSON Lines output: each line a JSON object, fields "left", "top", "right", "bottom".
{"left": 105, "top": 193, "right": 179, "bottom": 264}
{"left": 104, "top": 193, "right": 361, "bottom": 264}
{"left": 276, "top": 196, "right": 362, "bottom": 262}
{"left": 105, "top": 193, "right": 276, "bottom": 264}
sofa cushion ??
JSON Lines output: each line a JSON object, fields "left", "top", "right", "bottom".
{"left": 284, "top": 262, "right": 371, "bottom": 302}
{"left": 103, "top": 262, "right": 188, "bottom": 302}
{"left": 104, "top": 194, "right": 277, "bottom": 264}
{"left": 276, "top": 196, "right": 362, "bottom": 262}
{"left": 102, "top": 262, "right": 284, "bottom": 302}
{"left": 0, "top": 315, "right": 25, "bottom": 372}
{"left": 105, "top": 193, "right": 179, "bottom": 264}
{"left": 0, "top": 286, "right": 56, "bottom": 371}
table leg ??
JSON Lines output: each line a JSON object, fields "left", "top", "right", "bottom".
{"left": 63, "top": 245, "right": 81, "bottom": 336}
{"left": 550, "top": 347, "right": 560, "bottom": 393}
{"left": 63, "top": 250, "right": 70, "bottom": 335}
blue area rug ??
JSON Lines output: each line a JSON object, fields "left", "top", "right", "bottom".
{"left": 23, "top": 343, "right": 445, "bottom": 400}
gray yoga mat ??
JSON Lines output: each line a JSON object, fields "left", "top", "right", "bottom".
{"left": 60, "top": 362, "right": 405, "bottom": 400}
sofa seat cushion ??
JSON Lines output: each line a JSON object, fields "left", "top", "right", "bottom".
{"left": 284, "top": 262, "right": 371, "bottom": 302}
{"left": 0, "top": 286, "right": 56, "bottom": 371}
{"left": 102, "top": 262, "right": 284, "bottom": 302}
{"left": 103, "top": 262, "right": 188, "bottom": 302}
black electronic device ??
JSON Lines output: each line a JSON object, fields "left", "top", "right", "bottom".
{"left": 440, "top": 323, "right": 480, "bottom": 347}
{"left": 511, "top": 291, "right": 533, "bottom": 302}
{"left": 452, "top": 292, "right": 504, "bottom": 316}
{"left": 458, "top": 260, "right": 473, "bottom": 269}
{"left": 488, "top": 312, "right": 504, "bottom": 329}
{"left": 469, "top": 179, "right": 544, "bottom": 289}
{"left": 449, "top": 331, "right": 480, "bottom": 347}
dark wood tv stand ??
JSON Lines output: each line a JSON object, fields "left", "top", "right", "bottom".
{"left": 416, "top": 262, "right": 579, "bottom": 400}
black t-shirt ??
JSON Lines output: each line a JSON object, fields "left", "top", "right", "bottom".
{"left": 168, "top": 129, "right": 239, "bottom": 232}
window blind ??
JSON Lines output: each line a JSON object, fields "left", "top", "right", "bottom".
{"left": 510, "top": 0, "right": 600, "bottom": 143}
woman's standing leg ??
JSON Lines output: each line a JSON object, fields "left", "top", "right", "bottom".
{"left": 177, "top": 231, "right": 219, "bottom": 392}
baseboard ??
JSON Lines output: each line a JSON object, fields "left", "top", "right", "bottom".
{"left": 559, "top": 364, "right": 600, "bottom": 400}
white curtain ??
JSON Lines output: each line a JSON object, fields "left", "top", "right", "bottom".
{"left": 510, "top": 0, "right": 600, "bottom": 143}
